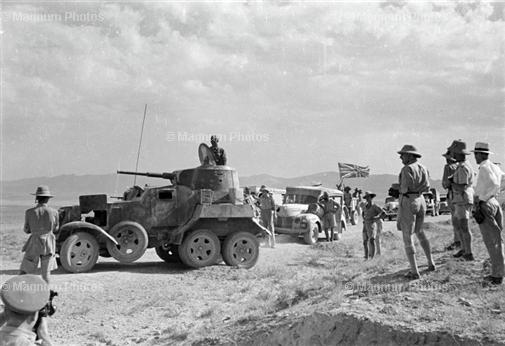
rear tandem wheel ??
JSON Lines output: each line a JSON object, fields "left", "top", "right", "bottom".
{"left": 222, "top": 232, "right": 259, "bottom": 269}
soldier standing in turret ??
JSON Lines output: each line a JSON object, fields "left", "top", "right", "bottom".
{"left": 210, "top": 135, "right": 227, "bottom": 165}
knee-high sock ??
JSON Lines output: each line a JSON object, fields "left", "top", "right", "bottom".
{"left": 369, "top": 238, "right": 375, "bottom": 258}
{"left": 417, "top": 231, "right": 435, "bottom": 266}
{"left": 405, "top": 245, "right": 419, "bottom": 274}
{"left": 459, "top": 219, "right": 472, "bottom": 255}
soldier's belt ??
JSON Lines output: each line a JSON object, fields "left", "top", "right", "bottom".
{"left": 402, "top": 192, "right": 421, "bottom": 197}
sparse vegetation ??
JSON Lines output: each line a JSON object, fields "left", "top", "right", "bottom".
{"left": 1, "top": 204, "right": 504, "bottom": 345}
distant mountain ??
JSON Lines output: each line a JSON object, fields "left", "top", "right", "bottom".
{"left": 1, "top": 172, "right": 443, "bottom": 204}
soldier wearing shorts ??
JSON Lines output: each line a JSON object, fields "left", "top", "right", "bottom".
{"left": 258, "top": 186, "right": 276, "bottom": 248}
{"left": 448, "top": 140, "right": 475, "bottom": 261}
{"left": 20, "top": 186, "right": 59, "bottom": 284}
{"left": 397, "top": 145, "right": 436, "bottom": 280}
{"left": 442, "top": 147, "right": 460, "bottom": 251}
{"left": 362, "top": 191, "right": 385, "bottom": 259}
{"left": 319, "top": 192, "right": 339, "bottom": 242}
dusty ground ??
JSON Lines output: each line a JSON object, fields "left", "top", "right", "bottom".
{"left": 1, "top": 203, "right": 504, "bottom": 345}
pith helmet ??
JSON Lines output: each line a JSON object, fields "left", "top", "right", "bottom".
{"left": 31, "top": 185, "right": 53, "bottom": 198}
{"left": 363, "top": 191, "right": 376, "bottom": 199}
{"left": 471, "top": 142, "right": 494, "bottom": 154}
{"left": 397, "top": 144, "right": 422, "bottom": 158}
{"left": 449, "top": 140, "right": 470, "bottom": 155}
{"left": 1, "top": 275, "right": 50, "bottom": 314}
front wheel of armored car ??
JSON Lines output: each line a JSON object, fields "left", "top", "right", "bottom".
{"left": 155, "top": 245, "right": 181, "bottom": 263}
{"left": 303, "top": 224, "right": 319, "bottom": 245}
{"left": 179, "top": 229, "right": 221, "bottom": 268}
{"left": 106, "top": 221, "right": 148, "bottom": 263}
{"left": 222, "top": 232, "right": 259, "bottom": 269}
{"left": 60, "top": 232, "right": 99, "bottom": 273}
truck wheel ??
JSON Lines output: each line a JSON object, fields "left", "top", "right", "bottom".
{"left": 179, "top": 229, "right": 221, "bottom": 268}
{"left": 350, "top": 210, "right": 358, "bottom": 225}
{"left": 106, "top": 221, "right": 148, "bottom": 263}
{"left": 155, "top": 245, "right": 181, "bottom": 263}
{"left": 60, "top": 232, "right": 99, "bottom": 273}
{"left": 222, "top": 232, "right": 259, "bottom": 269}
{"left": 303, "top": 224, "right": 319, "bottom": 245}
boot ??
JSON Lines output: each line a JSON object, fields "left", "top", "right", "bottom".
{"left": 364, "top": 240, "right": 369, "bottom": 259}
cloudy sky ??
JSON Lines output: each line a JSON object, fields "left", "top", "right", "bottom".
{"left": 1, "top": 1, "right": 504, "bottom": 181}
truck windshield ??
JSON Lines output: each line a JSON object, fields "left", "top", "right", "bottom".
{"left": 283, "top": 194, "right": 318, "bottom": 205}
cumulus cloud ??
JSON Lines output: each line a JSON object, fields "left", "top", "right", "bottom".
{"left": 2, "top": 1, "right": 504, "bottom": 180}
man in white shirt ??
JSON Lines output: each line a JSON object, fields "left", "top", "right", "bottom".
{"left": 472, "top": 142, "right": 504, "bottom": 285}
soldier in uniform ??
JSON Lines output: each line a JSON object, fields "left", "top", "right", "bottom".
{"left": 343, "top": 186, "right": 352, "bottom": 222}
{"left": 0, "top": 275, "right": 53, "bottom": 346}
{"left": 442, "top": 147, "right": 460, "bottom": 251}
{"left": 362, "top": 191, "right": 386, "bottom": 259}
{"left": 20, "top": 186, "right": 59, "bottom": 284}
{"left": 472, "top": 142, "right": 504, "bottom": 285}
{"left": 448, "top": 140, "right": 475, "bottom": 261}
{"left": 258, "top": 185, "right": 276, "bottom": 248}
{"left": 210, "top": 135, "right": 227, "bottom": 165}
{"left": 397, "top": 145, "right": 436, "bottom": 280}
{"left": 319, "top": 192, "right": 339, "bottom": 242}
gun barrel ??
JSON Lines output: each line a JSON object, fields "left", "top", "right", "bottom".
{"left": 117, "top": 170, "right": 174, "bottom": 180}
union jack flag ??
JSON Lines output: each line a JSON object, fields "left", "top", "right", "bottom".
{"left": 338, "top": 162, "right": 370, "bottom": 179}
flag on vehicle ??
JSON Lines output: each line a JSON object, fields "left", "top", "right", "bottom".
{"left": 338, "top": 163, "right": 370, "bottom": 179}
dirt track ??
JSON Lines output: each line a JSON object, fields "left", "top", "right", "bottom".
{"left": 2, "top": 214, "right": 504, "bottom": 346}
{"left": 1, "top": 219, "right": 342, "bottom": 345}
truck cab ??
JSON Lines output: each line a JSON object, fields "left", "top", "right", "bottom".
{"left": 275, "top": 186, "right": 347, "bottom": 244}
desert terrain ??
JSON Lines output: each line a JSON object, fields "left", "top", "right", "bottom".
{"left": 1, "top": 203, "right": 504, "bottom": 346}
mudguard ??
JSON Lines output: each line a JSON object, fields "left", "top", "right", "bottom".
{"left": 296, "top": 213, "right": 321, "bottom": 234}
{"left": 171, "top": 204, "right": 269, "bottom": 243}
{"left": 59, "top": 221, "right": 119, "bottom": 245}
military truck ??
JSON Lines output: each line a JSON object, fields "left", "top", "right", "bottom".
{"left": 275, "top": 186, "right": 346, "bottom": 244}
{"left": 55, "top": 144, "right": 267, "bottom": 273}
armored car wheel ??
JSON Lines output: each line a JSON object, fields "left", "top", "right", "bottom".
{"left": 106, "top": 221, "right": 148, "bottom": 263}
{"left": 155, "top": 245, "right": 181, "bottom": 263}
{"left": 60, "top": 232, "right": 99, "bottom": 273}
{"left": 222, "top": 232, "right": 259, "bottom": 269}
{"left": 179, "top": 229, "right": 221, "bottom": 268}
{"left": 303, "top": 224, "right": 319, "bottom": 245}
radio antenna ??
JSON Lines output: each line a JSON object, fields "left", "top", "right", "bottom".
{"left": 134, "top": 104, "right": 148, "bottom": 186}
